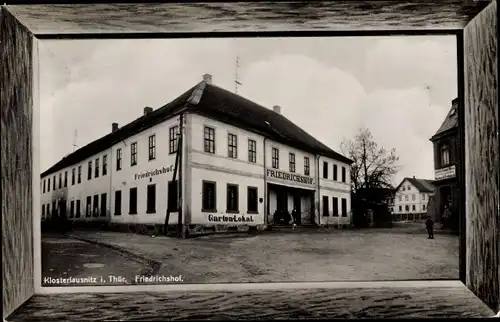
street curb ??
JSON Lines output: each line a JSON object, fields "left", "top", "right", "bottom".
{"left": 65, "top": 233, "right": 162, "bottom": 276}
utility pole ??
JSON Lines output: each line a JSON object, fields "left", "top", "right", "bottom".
{"left": 235, "top": 56, "right": 242, "bottom": 94}
{"left": 72, "top": 130, "right": 78, "bottom": 152}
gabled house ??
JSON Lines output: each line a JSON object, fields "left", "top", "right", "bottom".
{"left": 429, "top": 98, "right": 460, "bottom": 231}
{"left": 393, "top": 176, "right": 435, "bottom": 221}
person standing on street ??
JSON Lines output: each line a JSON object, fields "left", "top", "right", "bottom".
{"left": 425, "top": 216, "right": 434, "bottom": 239}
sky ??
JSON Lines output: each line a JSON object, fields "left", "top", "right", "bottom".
{"left": 39, "top": 36, "right": 457, "bottom": 186}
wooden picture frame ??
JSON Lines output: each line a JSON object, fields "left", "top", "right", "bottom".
{"left": 1, "top": 1, "right": 498, "bottom": 320}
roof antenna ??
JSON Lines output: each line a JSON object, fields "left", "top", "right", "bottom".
{"left": 235, "top": 56, "right": 242, "bottom": 94}
{"left": 72, "top": 130, "right": 78, "bottom": 152}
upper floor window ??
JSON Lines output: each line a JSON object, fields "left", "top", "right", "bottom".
{"left": 323, "top": 162, "right": 328, "bottom": 179}
{"left": 204, "top": 126, "right": 215, "bottom": 154}
{"left": 412, "top": 194, "right": 416, "bottom": 201}
{"left": 248, "top": 139, "right": 256, "bottom": 163}
{"left": 399, "top": 195, "right": 402, "bottom": 201}
{"left": 87, "top": 161, "right": 92, "bottom": 180}
{"left": 271, "top": 148, "right": 279, "bottom": 169}
{"left": 53, "top": 175, "right": 56, "bottom": 190}
{"left": 102, "top": 155, "right": 107, "bottom": 175}
{"left": 43, "top": 179, "right": 46, "bottom": 193}
{"left": 407, "top": 185, "right": 411, "bottom": 190}
{"left": 333, "top": 164, "right": 338, "bottom": 181}
{"left": 304, "top": 157, "right": 310, "bottom": 176}
{"left": 169, "top": 126, "right": 180, "bottom": 154}
{"left": 47, "top": 178, "right": 51, "bottom": 192}
{"left": 71, "top": 168, "right": 75, "bottom": 185}
{"left": 341, "top": 166, "right": 346, "bottom": 183}
{"left": 228, "top": 133, "right": 237, "bottom": 159}
{"left": 422, "top": 194, "right": 426, "bottom": 200}
{"left": 95, "top": 158, "right": 100, "bottom": 178}
{"left": 77, "top": 166, "right": 82, "bottom": 183}
{"left": 64, "top": 171, "right": 67, "bottom": 187}
{"left": 440, "top": 144, "right": 450, "bottom": 166}
{"left": 58, "top": 173, "right": 62, "bottom": 189}
{"left": 116, "top": 148, "right": 122, "bottom": 171}
{"left": 148, "top": 134, "right": 156, "bottom": 160}
{"left": 402, "top": 186, "right": 406, "bottom": 191}
{"left": 405, "top": 195, "right": 409, "bottom": 201}
{"left": 130, "top": 142, "right": 137, "bottom": 166}
{"left": 289, "top": 153, "right": 296, "bottom": 173}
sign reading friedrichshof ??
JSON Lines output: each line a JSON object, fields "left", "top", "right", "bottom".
{"left": 134, "top": 165, "right": 173, "bottom": 180}
{"left": 434, "top": 165, "right": 456, "bottom": 181}
{"left": 266, "top": 169, "right": 314, "bottom": 185}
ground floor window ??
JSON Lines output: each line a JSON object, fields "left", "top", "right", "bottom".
{"left": 70, "top": 200, "right": 74, "bottom": 218}
{"left": 332, "top": 197, "right": 339, "bottom": 216}
{"left": 168, "top": 180, "right": 178, "bottom": 212}
{"left": 227, "top": 184, "right": 239, "bottom": 213}
{"left": 114, "top": 190, "right": 122, "bottom": 216}
{"left": 76, "top": 200, "right": 81, "bottom": 218}
{"left": 322, "top": 196, "right": 329, "bottom": 216}
{"left": 93, "top": 195, "right": 99, "bottom": 217}
{"left": 129, "top": 187, "right": 138, "bottom": 215}
{"left": 247, "top": 186, "right": 258, "bottom": 213}
{"left": 100, "top": 193, "right": 107, "bottom": 217}
{"left": 147, "top": 184, "right": 156, "bottom": 213}
{"left": 341, "top": 198, "right": 347, "bottom": 217}
{"left": 86, "top": 197, "right": 91, "bottom": 217}
{"left": 202, "top": 180, "right": 216, "bottom": 212}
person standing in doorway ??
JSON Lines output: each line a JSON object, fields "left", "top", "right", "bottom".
{"left": 292, "top": 207, "right": 299, "bottom": 227}
{"left": 425, "top": 216, "right": 434, "bottom": 239}
{"left": 442, "top": 205, "right": 451, "bottom": 229}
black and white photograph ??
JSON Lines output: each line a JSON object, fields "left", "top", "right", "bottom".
{"left": 2, "top": 1, "right": 499, "bottom": 320}
{"left": 39, "top": 35, "right": 461, "bottom": 287}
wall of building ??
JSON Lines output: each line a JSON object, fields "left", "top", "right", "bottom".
{"left": 41, "top": 149, "right": 113, "bottom": 223}
{"left": 393, "top": 179, "right": 432, "bottom": 215}
{"left": 188, "top": 113, "right": 265, "bottom": 226}
{"left": 109, "top": 115, "right": 180, "bottom": 225}
{"left": 318, "top": 156, "right": 351, "bottom": 226}
{"left": 265, "top": 139, "right": 318, "bottom": 224}
{"left": 41, "top": 115, "right": 182, "bottom": 226}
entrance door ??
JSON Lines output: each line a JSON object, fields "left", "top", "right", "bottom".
{"left": 293, "top": 193, "right": 302, "bottom": 225}
{"left": 59, "top": 200, "right": 67, "bottom": 220}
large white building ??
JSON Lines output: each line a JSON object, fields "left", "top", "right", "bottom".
{"left": 393, "top": 177, "right": 435, "bottom": 221}
{"left": 40, "top": 74, "right": 353, "bottom": 235}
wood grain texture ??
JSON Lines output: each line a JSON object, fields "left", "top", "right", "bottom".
{"left": 6, "top": 286, "right": 496, "bottom": 320}
{"left": 0, "top": 6, "right": 35, "bottom": 320}
{"left": 5, "top": 1, "right": 490, "bottom": 36}
{"left": 463, "top": 0, "right": 499, "bottom": 312}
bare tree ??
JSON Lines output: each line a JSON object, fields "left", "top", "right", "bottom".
{"left": 341, "top": 128, "right": 400, "bottom": 193}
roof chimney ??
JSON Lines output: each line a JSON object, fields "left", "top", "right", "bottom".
{"left": 144, "top": 106, "right": 153, "bottom": 115}
{"left": 203, "top": 73, "right": 212, "bottom": 85}
{"left": 112, "top": 123, "right": 119, "bottom": 133}
{"left": 413, "top": 175, "right": 416, "bottom": 179}
{"left": 273, "top": 105, "right": 282, "bottom": 114}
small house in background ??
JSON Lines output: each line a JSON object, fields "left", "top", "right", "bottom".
{"left": 393, "top": 177, "right": 435, "bottom": 221}
{"left": 429, "top": 98, "right": 460, "bottom": 231}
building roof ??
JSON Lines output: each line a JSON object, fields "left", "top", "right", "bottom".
{"left": 41, "top": 77, "right": 353, "bottom": 177}
{"left": 395, "top": 177, "right": 435, "bottom": 193}
{"left": 431, "top": 98, "right": 458, "bottom": 141}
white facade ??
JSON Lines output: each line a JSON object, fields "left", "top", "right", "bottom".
{"left": 393, "top": 179, "right": 433, "bottom": 216}
{"left": 41, "top": 111, "right": 352, "bottom": 229}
